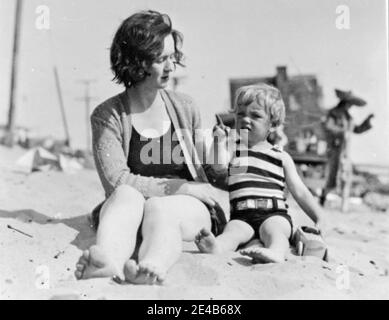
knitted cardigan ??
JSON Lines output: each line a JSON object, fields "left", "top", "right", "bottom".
{"left": 91, "top": 89, "right": 225, "bottom": 201}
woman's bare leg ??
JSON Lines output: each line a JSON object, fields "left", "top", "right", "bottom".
{"left": 124, "top": 195, "right": 211, "bottom": 284}
{"left": 75, "top": 185, "right": 145, "bottom": 279}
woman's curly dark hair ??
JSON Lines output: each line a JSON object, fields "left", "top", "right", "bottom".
{"left": 110, "top": 10, "right": 184, "bottom": 88}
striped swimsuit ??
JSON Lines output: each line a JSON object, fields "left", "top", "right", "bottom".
{"left": 228, "top": 145, "right": 293, "bottom": 239}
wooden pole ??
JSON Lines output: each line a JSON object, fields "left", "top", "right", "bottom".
{"left": 77, "top": 80, "right": 97, "bottom": 152}
{"left": 85, "top": 82, "right": 91, "bottom": 152}
{"left": 5, "top": 0, "right": 23, "bottom": 147}
{"left": 53, "top": 66, "right": 71, "bottom": 147}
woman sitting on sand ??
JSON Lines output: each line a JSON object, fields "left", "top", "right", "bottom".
{"left": 74, "top": 10, "right": 227, "bottom": 284}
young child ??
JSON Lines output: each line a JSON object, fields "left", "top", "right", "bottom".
{"left": 196, "top": 84, "right": 325, "bottom": 263}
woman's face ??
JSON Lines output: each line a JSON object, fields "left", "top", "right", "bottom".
{"left": 145, "top": 35, "right": 176, "bottom": 89}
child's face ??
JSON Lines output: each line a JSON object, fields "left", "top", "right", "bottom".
{"left": 235, "top": 102, "right": 273, "bottom": 147}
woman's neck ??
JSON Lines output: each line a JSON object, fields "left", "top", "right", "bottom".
{"left": 126, "top": 84, "right": 161, "bottom": 113}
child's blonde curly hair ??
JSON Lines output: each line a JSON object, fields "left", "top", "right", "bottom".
{"left": 232, "top": 83, "right": 286, "bottom": 127}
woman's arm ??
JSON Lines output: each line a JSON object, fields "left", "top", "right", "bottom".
{"left": 282, "top": 152, "right": 325, "bottom": 227}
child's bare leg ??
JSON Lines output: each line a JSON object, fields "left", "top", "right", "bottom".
{"left": 124, "top": 195, "right": 211, "bottom": 285}
{"left": 195, "top": 220, "right": 254, "bottom": 254}
{"left": 75, "top": 185, "right": 144, "bottom": 280}
{"left": 240, "top": 216, "right": 291, "bottom": 263}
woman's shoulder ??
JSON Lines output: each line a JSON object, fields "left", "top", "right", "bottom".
{"left": 91, "top": 91, "right": 126, "bottom": 121}
{"left": 164, "top": 90, "right": 197, "bottom": 110}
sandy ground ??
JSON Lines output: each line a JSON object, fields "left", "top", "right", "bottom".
{"left": 1, "top": 145, "right": 388, "bottom": 300}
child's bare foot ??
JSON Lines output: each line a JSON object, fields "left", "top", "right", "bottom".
{"left": 195, "top": 228, "right": 220, "bottom": 253}
{"left": 240, "top": 247, "right": 285, "bottom": 263}
{"left": 123, "top": 260, "right": 165, "bottom": 285}
{"left": 74, "top": 245, "right": 118, "bottom": 279}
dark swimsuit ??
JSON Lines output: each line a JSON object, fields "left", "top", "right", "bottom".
{"left": 128, "top": 124, "right": 226, "bottom": 235}
{"left": 91, "top": 122, "right": 226, "bottom": 235}
{"left": 127, "top": 123, "right": 192, "bottom": 180}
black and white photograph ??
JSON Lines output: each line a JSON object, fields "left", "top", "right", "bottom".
{"left": 0, "top": 0, "right": 388, "bottom": 301}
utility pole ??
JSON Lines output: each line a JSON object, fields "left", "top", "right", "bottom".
{"left": 77, "top": 80, "right": 97, "bottom": 152}
{"left": 5, "top": 0, "right": 23, "bottom": 147}
{"left": 53, "top": 66, "right": 71, "bottom": 147}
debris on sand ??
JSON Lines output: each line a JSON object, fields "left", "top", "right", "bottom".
{"left": 363, "top": 192, "right": 389, "bottom": 213}
{"left": 16, "top": 147, "right": 59, "bottom": 172}
{"left": 54, "top": 250, "right": 65, "bottom": 259}
{"left": 15, "top": 147, "right": 85, "bottom": 174}
{"left": 7, "top": 224, "right": 33, "bottom": 238}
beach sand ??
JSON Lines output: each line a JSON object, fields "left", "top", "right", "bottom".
{"left": 1, "top": 145, "right": 388, "bottom": 300}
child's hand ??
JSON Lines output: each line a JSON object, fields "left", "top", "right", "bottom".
{"left": 213, "top": 115, "right": 230, "bottom": 142}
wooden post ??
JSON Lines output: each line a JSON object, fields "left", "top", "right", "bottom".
{"left": 77, "top": 80, "right": 97, "bottom": 152}
{"left": 5, "top": 0, "right": 23, "bottom": 147}
{"left": 53, "top": 66, "right": 71, "bottom": 147}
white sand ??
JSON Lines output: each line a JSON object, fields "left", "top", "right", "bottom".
{"left": 1, "top": 145, "right": 388, "bottom": 300}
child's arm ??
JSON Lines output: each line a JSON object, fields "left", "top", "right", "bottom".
{"left": 207, "top": 116, "right": 233, "bottom": 173}
{"left": 281, "top": 152, "right": 325, "bottom": 230}
{"left": 202, "top": 118, "right": 233, "bottom": 190}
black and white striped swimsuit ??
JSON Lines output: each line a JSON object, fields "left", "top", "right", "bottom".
{"left": 228, "top": 145, "right": 287, "bottom": 209}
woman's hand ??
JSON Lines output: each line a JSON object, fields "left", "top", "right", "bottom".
{"left": 176, "top": 182, "right": 219, "bottom": 207}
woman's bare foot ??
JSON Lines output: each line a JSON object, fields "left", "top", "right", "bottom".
{"left": 123, "top": 259, "right": 165, "bottom": 285}
{"left": 74, "top": 245, "right": 118, "bottom": 279}
{"left": 240, "top": 247, "right": 285, "bottom": 263}
{"left": 195, "top": 228, "right": 220, "bottom": 253}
